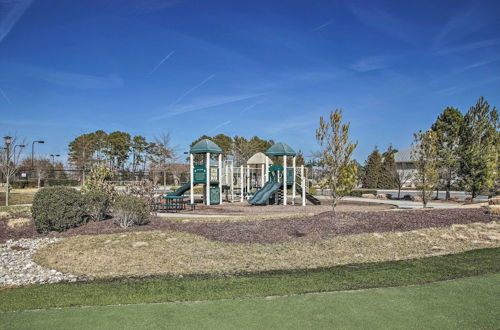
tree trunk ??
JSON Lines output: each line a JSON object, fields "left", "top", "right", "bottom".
{"left": 163, "top": 170, "right": 166, "bottom": 188}
{"left": 5, "top": 175, "right": 9, "bottom": 206}
{"left": 446, "top": 178, "right": 451, "bottom": 200}
{"left": 397, "top": 185, "right": 401, "bottom": 199}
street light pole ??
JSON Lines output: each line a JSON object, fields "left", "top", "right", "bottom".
{"left": 3, "top": 136, "right": 11, "bottom": 206}
{"left": 50, "top": 154, "right": 60, "bottom": 164}
{"left": 31, "top": 140, "right": 45, "bottom": 169}
{"left": 13, "top": 144, "right": 26, "bottom": 164}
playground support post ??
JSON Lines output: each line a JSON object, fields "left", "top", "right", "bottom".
{"left": 231, "top": 163, "right": 234, "bottom": 202}
{"left": 261, "top": 164, "right": 265, "bottom": 188}
{"left": 265, "top": 156, "right": 269, "bottom": 182}
{"left": 283, "top": 155, "right": 287, "bottom": 205}
{"left": 301, "top": 165, "right": 305, "bottom": 206}
{"left": 190, "top": 154, "right": 194, "bottom": 204}
{"left": 218, "top": 154, "right": 222, "bottom": 204}
{"left": 240, "top": 165, "right": 244, "bottom": 202}
{"left": 292, "top": 156, "right": 296, "bottom": 205}
{"left": 246, "top": 165, "right": 250, "bottom": 195}
{"left": 206, "top": 152, "right": 210, "bottom": 205}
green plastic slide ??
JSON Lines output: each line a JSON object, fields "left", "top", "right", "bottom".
{"left": 248, "top": 181, "right": 282, "bottom": 205}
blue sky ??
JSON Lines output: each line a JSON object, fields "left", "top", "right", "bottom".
{"left": 1, "top": 0, "right": 499, "bottom": 163}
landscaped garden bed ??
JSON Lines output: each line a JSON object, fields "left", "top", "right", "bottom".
{"left": 34, "top": 219, "right": 499, "bottom": 278}
{"left": 0, "top": 207, "right": 495, "bottom": 244}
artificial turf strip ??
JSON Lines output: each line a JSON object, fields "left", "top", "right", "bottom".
{"left": 0, "top": 247, "right": 499, "bottom": 313}
{"left": 2, "top": 274, "right": 499, "bottom": 330}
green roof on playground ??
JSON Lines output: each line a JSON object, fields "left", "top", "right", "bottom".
{"left": 190, "top": 139, "right": 223, "bottom": 154}
{"left": 265, "top": 142, "right": 296, "bottom": 156}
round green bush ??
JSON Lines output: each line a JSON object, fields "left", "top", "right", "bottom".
{"left": 83, "top": 190, "right": 110, "bottom": 222}
{"left": 32, "top": 186, "right": 87, "bottom": 233}
{"left": 113, "top": 195, "right": 150, "bottom": 228}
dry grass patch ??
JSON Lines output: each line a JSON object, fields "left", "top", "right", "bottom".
{"left": 6, "top": 217, "right": 31, "bottom": 228}
{"left": 34, "top": 221, "right": 500, "bottom": 278}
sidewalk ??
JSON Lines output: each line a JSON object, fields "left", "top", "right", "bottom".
{"left": 341, "top": 197, "right": 460, "bottom": 209}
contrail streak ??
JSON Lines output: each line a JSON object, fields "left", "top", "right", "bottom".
{"left": 150, "top": 50, "right": 175, "bottom": 74}
{"left": 0, "top": 87, "right": 11, "bottom": 104}
{"left": 312, "top": 20, "right": 334, "bottom": 31}
{"left": 168, "top": 73, "right": 215, "bottom": 108}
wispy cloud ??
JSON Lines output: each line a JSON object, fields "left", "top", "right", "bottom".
{"left": 0, "top": 0, "right": 33, "bottom": 44}
{"left": 436, "top": 38, "right": 500, "bottom": 55}
{"left": 433, "top": 4, "right": 487, "bottom": 51}
{"left": 454, "top": 57, "right": 500, "bottom": 74}
{"left": 153, "top": 93, "right": 262, "bottom": 120}
{"left": 208, "top": 120, "right": 231, "bottom": 133}
{"left": 16, "top": 64, "right": 124, "bottom": 89}
{"left": 0, "top": 87, "right": 11, "bottom": 104}
{"left": 149, "top": 50, "right": 175, "bottom": 74}
{"left": 311, "top": 20, "right": 334, "bottom": 32}
{"left": 350, "top": 57, "right": 390, "bottom": 72}
{"left": 265, "top": 117, "right": 316, "bottom": 134}
{"left": 240, "top": 98, "right": 267, "bottom": 114}
{"left": 346, "top": 1, "right": 410, "bottom": 42}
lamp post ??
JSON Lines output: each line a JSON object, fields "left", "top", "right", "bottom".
{"left": 13, "top": 144, "right": 25, "bottom": 164}
{"left": 3, "top": 136, "right": 11, "bottom": 206}
{"left": 50, "top": 154, "right": 60, "bottom": 164}
{"left": 31, "top": 140, "right": 45, "bottom": 169}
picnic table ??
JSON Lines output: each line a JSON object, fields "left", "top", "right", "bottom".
{"left": 153, "top": 195, "right": 187, "bottom": 213}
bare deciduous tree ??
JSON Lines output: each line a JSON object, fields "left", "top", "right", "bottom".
{"left": 0, "top": 136, "right": 26, "bottom": 206}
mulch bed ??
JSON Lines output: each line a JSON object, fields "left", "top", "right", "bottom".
{"left": 0, "top": 208, "right": 493, "bottom": 244}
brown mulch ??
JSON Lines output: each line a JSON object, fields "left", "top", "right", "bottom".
{"left": 0, "top": 208, "right": 493, "bottom": 244}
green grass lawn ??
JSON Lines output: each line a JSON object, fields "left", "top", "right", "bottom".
{"left": 1, "top": 273, "right": 499, "bottom": 330}
{"left": 1, "top": 248, "right": 499, "bottom": 313}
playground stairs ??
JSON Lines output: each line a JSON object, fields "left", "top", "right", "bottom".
{"left": 295, "top": 186, "right": 321, "bottom": 205}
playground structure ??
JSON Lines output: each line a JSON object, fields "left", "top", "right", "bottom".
{"left": 167, "top": 139, "right": 320, "bottom": 207}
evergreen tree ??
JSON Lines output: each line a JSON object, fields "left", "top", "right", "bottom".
{"left": 379, "top": 145, "right": 398, "bottom": 189}
{"left": 458, "top": 97, "right": 499, "bottom": 198}
{"left": 431, "top": 107, "right": 463, "bottom": 200}
{"left": 362, "top": 147, "right": 382, "bottom": 189}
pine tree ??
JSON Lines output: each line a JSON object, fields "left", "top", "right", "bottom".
{"left": 362, "top": 147, "right": 382, "bottom": 189}
{"left": 431, "top": 107, "right": 463, "bottom": 200}
{"left": 458, "top": 97, "right": 499, "bottom": 198}
{"left": 379, "top": 145, "right": 398, "bottom": 189}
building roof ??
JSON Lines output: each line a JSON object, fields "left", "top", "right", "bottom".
{"left": 265, "top": 142, "right": 296, "bottom": 156}
{"left": 247, "top": 152, "right": 273, "bottom": 165}
{"left": 394, "top": 146, "right": 417, "bottom": 163}
{"left": 190, "top": 139, "right": 223, "bottom": 154}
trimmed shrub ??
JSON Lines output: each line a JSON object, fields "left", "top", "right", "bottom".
{"left": 32, "top": 187, "right": 87, "bottom": 233}
{"left": 83, "top": 190, "right": 110, "bottom": 222}
{"left": 349, "top": 190, "right": 377, "bottom": 197}
{"left": 112, "top": 195, "right": 150, "bottom": 228}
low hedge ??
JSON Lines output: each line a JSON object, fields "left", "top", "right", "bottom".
{"left": 11, "top": 180, "right": 39, "bottom": 189}
{"left": 46, "top": 179, "right": 79, "bottom": 187}
{"left": 12, "top": 179, "right": 79, "bottom": 189}
{"left": 349, "top": 190, "right": 377, "bottom": 197}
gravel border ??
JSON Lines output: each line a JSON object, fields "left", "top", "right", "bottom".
{"left": 0, "top": 238, "right": 86, "bottom": 287}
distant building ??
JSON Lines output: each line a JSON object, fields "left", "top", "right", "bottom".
{"left": 394, "top": 146, "right": 418, "bottom": 187}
